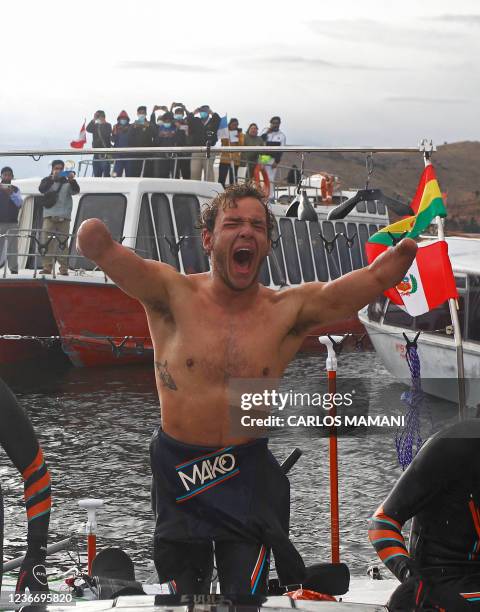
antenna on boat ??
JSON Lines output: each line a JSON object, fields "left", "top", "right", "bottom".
{"left": 424, "top": 141, "right": 467, "bottom": 420}
{"left": 78, "top": 498, "right": 104, "bottom": 575}
{"left": 319, "top": 334, "right": 346, "bottom": 564}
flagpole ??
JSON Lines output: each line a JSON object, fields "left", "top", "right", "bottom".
{"left": 425, "top": 155, "right": 466, "bottom": 420}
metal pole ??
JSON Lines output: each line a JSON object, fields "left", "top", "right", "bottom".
{"left": 2, "top": 536, "right": 76, "bottom": 572}
{"left": 0, "top": 144, "right": 436, "bottom": 158}
{"left": 435, "top": 214, "right": 466, "bottom": 419}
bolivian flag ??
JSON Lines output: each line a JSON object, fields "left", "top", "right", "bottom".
{"left": 366, "top": 163, "right": 457, "bottom": 316}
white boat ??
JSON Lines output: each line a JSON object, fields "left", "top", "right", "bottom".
{"left": 359, "top": 236, "right": 480, "bottom": 406}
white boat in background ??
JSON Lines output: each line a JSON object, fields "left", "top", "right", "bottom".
{"left": 359, "top": 236, "right": 480, "bottom": 406}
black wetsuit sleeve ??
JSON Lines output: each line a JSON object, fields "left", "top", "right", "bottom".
{"left": 0, "top": 379, "right": 51, "bottom": 549}
{"left": 368, "top": 426, "right": 476, "bottom": 581}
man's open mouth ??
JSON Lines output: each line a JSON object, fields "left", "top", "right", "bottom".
{"left": 232, "top": 248, "right": 254, "bottom": 273}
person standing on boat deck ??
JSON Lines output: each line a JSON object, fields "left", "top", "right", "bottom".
{"left": 218, "top": 119, "right": 245, "bottom": 187}
{"left": 171, "top": 104, "right": 191, "bottom": 179}
{"left": 0, "top": 378, "right": 52, "bottom": 595}
{"left": 243, "top": 124, "right": 264, "bottom": 179}
{"left": 128, "top": 106, "right": 153, "bottom": 177}
{"left": 181, "top": 104, "right": 220, "bottom": 181}
{"left": 112, "top": 111, "right": 131, "bottom": 177}
{"left": 0, "top": 166, "right": 23, "bottom": 274}
{"left": 369, "top": 419, "right": 480, "bottom": 611}
{"left": 151, "top": 112, "right": 182, "bottom": 178}
{"left": 76, "top": 183, "right": 417, "bottom": 595}
{"left": 261, "top": 116, "right": 286, "bottom": 199}
{"left": 86, "top": 110, "right": 112, "bottom": 178}
{"left": 38, "top": 160, "right": 79, "bottom": 275}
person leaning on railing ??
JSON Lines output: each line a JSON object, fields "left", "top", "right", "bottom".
{"left": 242, "top": 123, "right": 264, "bottom": 180}
{"left": 38, "top": 160, "right": 80, "bottom": 276}
{"left": 218, "top": 118, "right": 244, "bottom": 187}
{"left": 0, "top": 166, "right": 23, "bottom": 274}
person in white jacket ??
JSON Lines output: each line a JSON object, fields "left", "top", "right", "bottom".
{"left": 260, "top": 117, "right": 286, "bottom": 199}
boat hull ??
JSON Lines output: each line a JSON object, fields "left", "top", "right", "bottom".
{"left": 0, "top": 279, "right": 62, "bottom": 365}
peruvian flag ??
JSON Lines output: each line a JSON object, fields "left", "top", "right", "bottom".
{"left": 390, "top": 241, "right": 457, "bottom": 316}
{"left": 70, "top": 120, "right": 87, "bottom": 149}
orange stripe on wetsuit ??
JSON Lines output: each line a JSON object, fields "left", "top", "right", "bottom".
{"left": 368, "top": 505, "right": 410, "bottom": 579}
{"left": 22, "top": 447, "right": 51, "bottom": 523}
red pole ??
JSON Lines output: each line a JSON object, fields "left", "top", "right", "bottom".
{"left": 87, "top": 533, "right": 97, "bottom": 575}
{"left": 328, "top": 369, "right": 340, "bottom": 563}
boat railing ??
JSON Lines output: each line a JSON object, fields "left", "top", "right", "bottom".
{"left": 76, "top": 155, "right": 337, "bottom": 205}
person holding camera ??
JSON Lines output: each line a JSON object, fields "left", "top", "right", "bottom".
{"left": 38, "top": 160, "right": 80, "bottom": 275}
{"left": 0, "top": 166, "right": 23, "bottom": 274}
{"left": 218, "top": 118, "right": 244, "bottom": 187}
{"left": 86, "top": 110, "right": 112, "bottom": 177}
{"left": 182, "top": 103, "right": 220, "bottom": 181}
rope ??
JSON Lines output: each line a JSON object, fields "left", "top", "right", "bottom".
{"left": 395, "top": 340, "right": 424, "bottom": 470}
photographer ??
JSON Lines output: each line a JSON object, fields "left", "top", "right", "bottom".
{"left": 218, "top": 118, "right": 244, "bottom": 186}
{"left": 183, "top": 103, "right": 220, "bottom": 181}
{"left": 38, "top": 160, "right": 79, "bottom": 275}
{"left": 0, "top": 166, "right": 23, "bottom": 274}
{"left": 86, "top": 110, "right": 112, "bottom": 177}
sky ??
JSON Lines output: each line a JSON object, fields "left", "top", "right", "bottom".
{"left": 1, "top": 0, "right": 479, "bottom": 176}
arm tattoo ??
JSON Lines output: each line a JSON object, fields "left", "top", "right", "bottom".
{"left": 155, "top": 360, "right": 178, "bottom": 390}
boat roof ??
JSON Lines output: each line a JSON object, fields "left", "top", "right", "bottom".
{"left": 421, "top": 235, "right": 480, "bottom": 276}
{"left": 13, "top": 177, "right": 222, "bottom": 198}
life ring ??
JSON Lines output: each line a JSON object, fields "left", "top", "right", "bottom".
{"left": 253, "top": 164, "right": 270, "bottom": 197}
{"left": 320, "top": 175, "right": 334, "bottom": 203}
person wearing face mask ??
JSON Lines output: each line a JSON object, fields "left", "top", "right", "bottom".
{"left": 128, "top": 105, "right": 153, "bottom": 177}
{"left": 218, "top": 118, "right": 244, "bottom": 187}
{"left": 182, "top": 104, "right": 220, "bottom": 181}
{"left": 260, "top": 116, "right": 286, "bottom": 199}
{"left": 86, "top": 110, "right": 112, "bottom": 177}
{"left": 151, "top": 112, "right": 181, "bottom": 178}
{"left": 243, "top": 124, "right": 264, "bottom": 180}
{"left": 170, "top": 104, "right": 190, "bottom": 179}
{"left": 111, "top": 111, "right": 131, "bottom": 177}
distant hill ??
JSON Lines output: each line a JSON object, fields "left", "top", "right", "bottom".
{"left": 280, "top": 141, "right": 480, "bottom": 233}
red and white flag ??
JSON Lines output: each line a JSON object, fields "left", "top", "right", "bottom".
{"left": 391, "top": 241, "right": 457, "bottom": 316}
{"left": 70, "top": 120, "right": 87, "bottom": 149}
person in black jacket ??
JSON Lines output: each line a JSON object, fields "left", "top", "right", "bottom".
{"left": 128, "top": 106, "right": 153, "bottom": 177}
{"left": 178, "top": 103, "right": 220, "bottom": 181}
{"left": 0, "top": 167, "right": 23, "bottom": 274}
{"left": 86, "top": 110, "right": 112, "bottom": 177}
{"left": 150, "top": 112, "right": 183, "bottom": 178}
{"left": 0, "top": 378, "right": 52, "bottom": 595}
{"left": 171, "top": 105, "right": 190, "bottom": 179}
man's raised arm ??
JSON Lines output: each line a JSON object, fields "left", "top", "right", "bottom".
{"left": 295, "top": 238, "right": 417, "bottom": 331}
{"left": 76, "top": 219, "right": 178, "bottom": 305}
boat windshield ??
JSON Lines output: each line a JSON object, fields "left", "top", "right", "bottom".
{"left": 468, "top": 274, "right": 480, "bottom": 342}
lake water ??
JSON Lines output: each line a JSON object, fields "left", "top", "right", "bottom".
{"left": 0, "top": 351, "right": 460, "bottom": 582}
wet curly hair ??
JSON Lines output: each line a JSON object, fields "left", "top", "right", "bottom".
{"left": 199, "top": 182, "right": 275, "bottom": 240}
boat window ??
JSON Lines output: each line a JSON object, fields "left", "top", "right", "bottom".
{"left": 467, "top": 275, "right": 480, "bottom": 342}
{"left": 335, "top": 222, "right": 353, "bottom": 274}
{"left": 135, "top": 194, "right": 179, "bottom": 269}
{"left": 309, "top": 221, "right": 329, "bottom": 281}
{"left": 383, "top": 302, "right": 414, "bottom": 328}
{"left": 258, "top": 259, "right": 271, "bottom": 286}
{"left": 321, "top": 221, "right": 341, "bottom": 280}
{"left": 356, "top": 201, "right": 366, "bottom": 213}
{"left": 26, "top": 197, "right": 49, "bottom": 269}
{"left": 172, "top": 194, "right": 209, "bottom": 274}
{"left": 367, "top": 201, "right": 377, "bottom": 214}
{"left": 69, "top": 193, "right": 127, "bottom": 270}
{"left": 368, "top": 295, "right": 386, "bottom": 323}
{"left": 377, "top": 200, "right": 386, "bottom": 215}
{"left": 269, "top": 217, "right": 287, "bottom": 286}
{"left": 358, "top": 224, "right": 370, "bottom": 267}
{"left": 346, "top": 223, "right": 363, "bottom": 269}
{"left": 294, "top": 220, "right": 315, "bottom": 282}
{"left": 414, "top": 299, "right": 465, "bottom": 337}
{"left": 368, "top": 224, "right": 378, "bottom": 237}
{"left": 280, "top": 218, "right": 302, "bottom": 284}
{"left": 455, "top": 276, "right": 467, "bottom": 289}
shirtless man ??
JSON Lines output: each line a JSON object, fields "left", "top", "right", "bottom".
{"left": 77, "top": 183, "right": 416, "bottom": 595}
